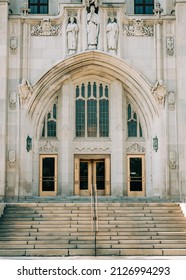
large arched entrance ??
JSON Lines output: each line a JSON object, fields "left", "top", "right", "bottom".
{"left": 23, "top": 51, "right": 159, "bottom": 197}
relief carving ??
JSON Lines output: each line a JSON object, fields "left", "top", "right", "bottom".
{"left": 8, "top": 150, "right": 16, "bottom": 168}
{"left": 18, "top": 79, "right": 33, "bottom": 108}
{"left": 123, "top": 20, "right": 154, "bottom": 37}
{"left": 169, "top": 150, "right": 176, "bottom": 169}
{"left": 31, "top": 19, "right": 62, "bottom": 36}
{"left": 168, "top": 91, "right": 175, "bottom": 111}
{"left": 74, "top": 142, "right": 111, "bottom": 153}
{"left": 10, "top": 37, "right": 18, "bottom": 54}
{"left": 166, "top": 37, "right": 174, "bottom": 56}
{"left": 151, "top": 80, "right": 167, "bottom": 106}
{"left": 39, "top": 140, "right": 58, "bottom": 153}
{"left": 9, "top": 92, "right": 17, "bottom": 110}
{"left": 126, "top": 143, "right": 145, "bottom": 153}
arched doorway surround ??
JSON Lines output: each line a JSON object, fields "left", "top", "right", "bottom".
{"left": 26, "top": 51, "right": 160, "bottom": 197}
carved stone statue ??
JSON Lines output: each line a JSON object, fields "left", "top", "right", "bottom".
{"left": 86, "top": 0, "right": 100, "bottom": 8}
{"left": 66, "top": 16, "right": 79, "bottom": 55}
{"left": 87, "top": 5, "right": 100, "bottom": 49}
{"left": 18, "top": 79, "right": 33, "bottom": 107}
{"left": 151, "top": 80, "right": 167, "bottom": 105}
{"left": 106, "top": 17, "right": 119, "bottom": 55}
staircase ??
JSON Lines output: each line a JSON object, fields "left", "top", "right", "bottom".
{"left": 0, "top": 202, "right": 186, "bottom": 257}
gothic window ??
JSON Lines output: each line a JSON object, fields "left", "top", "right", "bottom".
{"left": 42, "top": 102, "right": 57, "bottom": 138}
{"left": 127, "top": 103, "right": 143, "bottom": 137}
{"left": 29, "top": 0, "right": 48, "bottom": 14}
{"left": 76, "top": 82, "right": 109, "bottom": 138}
{"left": 134, "top": 0, "right": 154, "bottom": 15}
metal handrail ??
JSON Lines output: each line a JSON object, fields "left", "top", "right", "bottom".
{"left": 91, "top": 184, "right": 98, "bottom": 256}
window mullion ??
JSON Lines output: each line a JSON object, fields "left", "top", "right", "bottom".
{"left": 85, "top": 85, "right": 88, "bottom": 138}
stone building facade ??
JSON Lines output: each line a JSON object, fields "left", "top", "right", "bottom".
{"left": 0, "top": 0, "right": 185, "bottom": 200}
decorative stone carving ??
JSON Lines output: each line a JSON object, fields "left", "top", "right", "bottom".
{"left": 21, "top": 3, "right": 30, "bottom": 16}
{"left": 10, "top": 37, "right": 18, "bottom": 54}
{"left": 151, "top": 80, "right": 167, "bottom": 105}
{"left": 169, "top": 150, "right": 176, "bottom": 169}
{"left": 9, "top": 92, "right": 17, "bottom": 110}
{"left": 126, "top": 143, "right": 145, "bottom": 154}
{"left": 153, "top": 3, "right": 164, "bottom": 17}
{"left": 31, "top": 19, "right": 62, "bottom": 36}
{"left": 168, "top": 91, "right": 176, "bottom": 111}
{"left": 123, "top": 20, "right": 154, "bottom": 37}
{"left": 106, "top": 16, "right": 119, "bottom": 55}
{"left": 66, "top": 16, "right": 79, "bottom": 55}
{"left": 85, "top": 0, "right": 101, "bottom": 9}
{"left": 74, "top": 142, "right": 111, "bottom": 153}
{"left": 8, "top": 150, "right": 16, "bottom": 168}
{"left": 166, "top": 37, "right": 174, "bottom": 56}
{"left": 18, "top": 79, "right": 33, "bottom": 107}
{"left": 87, "top": 5, "right": 100, "bottom": 50}
{"left": 39, "top": 141, "right": 58, "bottom": 153}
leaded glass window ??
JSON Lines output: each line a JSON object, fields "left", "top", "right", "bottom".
{"left": 127, "top": 103, "right": 143, "bottom": 137}
{"left": 29, "top": 0, "right": 48, "bottom": 14}
{"left": 42, "top": 101, "right": 57, "bottom": 138}
{"left": 75, "top": 82, "right": 109, "bottom": 138}
{"left": 134, "top": 0, "right": 154, "bottom": 15}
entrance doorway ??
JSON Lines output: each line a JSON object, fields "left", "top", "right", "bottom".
{"left": 39, "top": 155, "right": 57, "bottom": 196}
{"left": 127, "top": 155, "right": 145, "bottom": 196}
{"left": 74, "top": 155, "right": 111, "bottom": 196}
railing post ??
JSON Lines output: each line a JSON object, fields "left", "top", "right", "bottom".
{"left": 91, "top": 184, "right": 98, "bottom": 256}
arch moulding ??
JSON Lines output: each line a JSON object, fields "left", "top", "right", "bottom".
{"left": 28, "top": 51, "right": 159, "bottom": 136}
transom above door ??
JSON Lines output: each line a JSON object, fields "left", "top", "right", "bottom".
{"left": 74, "top": 155, "right": 111, "bottom": 196}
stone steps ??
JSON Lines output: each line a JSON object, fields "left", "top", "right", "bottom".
{"left": 0, "top": 202, "right": 186, "bottom": 256}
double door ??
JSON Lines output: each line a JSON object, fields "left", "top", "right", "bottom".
{"left": 74, "top": 155, "right": 111, "bottom": 196}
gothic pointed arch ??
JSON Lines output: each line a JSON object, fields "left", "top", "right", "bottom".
{"left": 27, "top": 51, "right": 158, "bottom": 138}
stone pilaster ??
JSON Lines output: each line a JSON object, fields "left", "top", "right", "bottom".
{"left": 175, "top": 0, "right": 186, "bottom": 199}
{"left": 0, "top": 0, "right": 9, "bottom": 198}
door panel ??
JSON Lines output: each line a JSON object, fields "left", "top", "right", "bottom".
{"left": 127, "top": 155, "right": 145, "bottom": 196}
{"left": 95, "top": 161, "right": 105, "bottom": 191}
{"left": 40, "top": 155, "right": 57, "bottom": 196}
